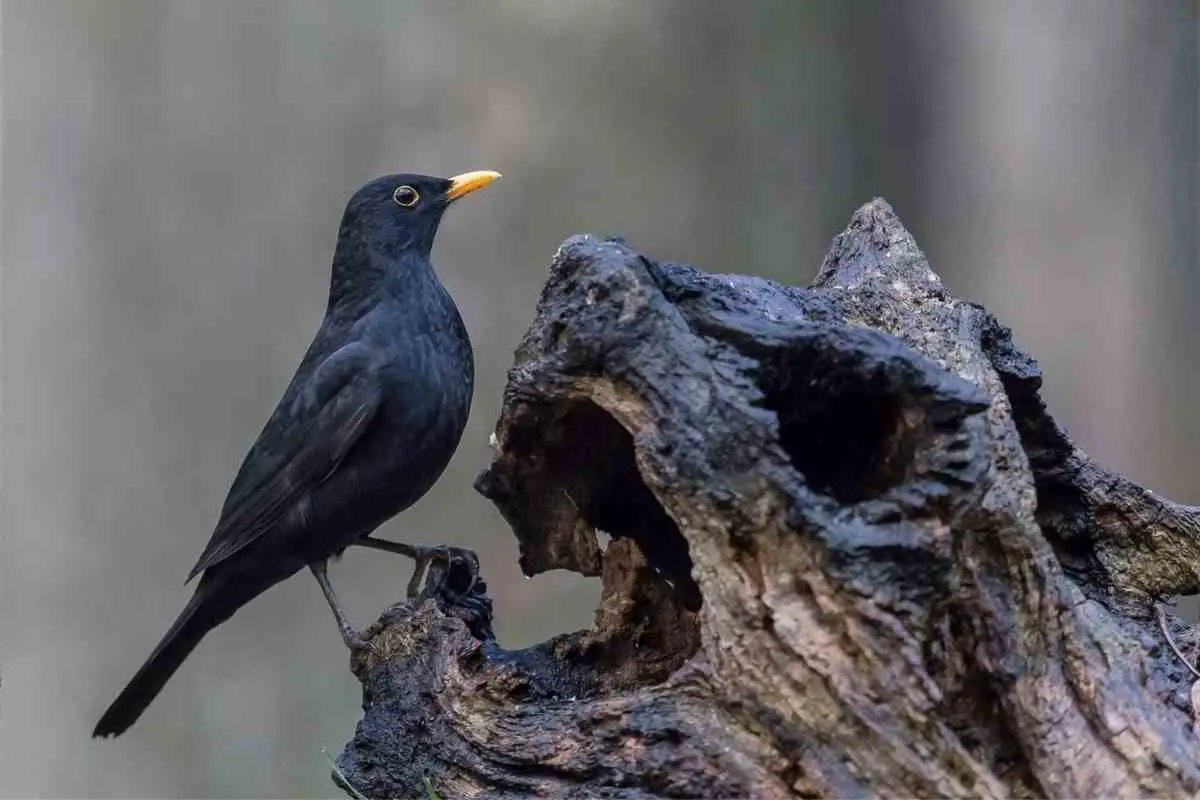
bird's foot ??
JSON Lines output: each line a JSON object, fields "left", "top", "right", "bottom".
{"left": 357, "top": 537, "right": 492, "bottom": 639}
{"left": 337, "top": 621, "right": 370, "bottom": 651}
{"left": 424, "top": 550, "right": 493, "bottom": 642}
{"left": 356, "top": 537, "right": 481, "bottom": 599}
{"left": 408, "top": 544, "right": 481, "bottom": 603}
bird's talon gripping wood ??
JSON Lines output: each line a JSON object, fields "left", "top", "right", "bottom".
{"left": 353, "top": 536, "right": 478, "bottom": 599}
{"left": 407, "top": 545, "right": 494, "bottom": 641}
{"left": 93, "top": 170, "right": 500, "bottom": 738}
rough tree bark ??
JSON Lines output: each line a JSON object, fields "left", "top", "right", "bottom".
{"left": 334, "top": 200, "right": 1200, "bottom": 798}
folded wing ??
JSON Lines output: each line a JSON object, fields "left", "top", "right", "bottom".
{"left": 185, "top": 365, "right": 382, "bottom": 581}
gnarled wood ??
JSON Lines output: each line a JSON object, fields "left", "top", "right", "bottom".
{"left": 336, "top": 200, "right": 1200, "bottom": 798}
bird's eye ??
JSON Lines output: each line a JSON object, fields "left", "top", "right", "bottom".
{"left": 392, "top": 185, "right": 420, "bottom": 207}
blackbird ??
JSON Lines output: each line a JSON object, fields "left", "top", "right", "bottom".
{"left": 93, "top": 169, "right": 500, "bottom": 738}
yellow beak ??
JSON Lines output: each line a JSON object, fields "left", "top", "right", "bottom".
{"left": 445, "top": 170, "right": 502, "bottom": 202}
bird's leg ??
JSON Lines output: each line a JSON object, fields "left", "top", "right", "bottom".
{"left": 356, "top": 537, "right": 480, "bottom": 601}
{"left": 309, "top": 561, "right": 366, "bottom": 649}
{"left": 356, "top": 538, "right": 447, "bottom": 598}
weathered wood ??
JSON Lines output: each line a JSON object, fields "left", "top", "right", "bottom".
{"left": 336, "top": 199, "right": 1200, "bottom": 798}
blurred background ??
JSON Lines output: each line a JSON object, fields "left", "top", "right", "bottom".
{"left": 2, "top": 0, "right": 1196, "bottom": 796}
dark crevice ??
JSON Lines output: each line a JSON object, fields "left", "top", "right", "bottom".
{"left": 477, "top": 397, "right": 702, "bottom": 612}
{"left": 924, "top": 610, "right": 1043, "bottom": 797}
{"left": 476, "top": 396, "right": 703, "bottom": 691}
{"left": 1004, "top": 383, "right": 1103, "bottom": 585}
{"left": 980, "top": 314, "right": 1108, "bottom": 596}
{"left": 544, "top": 400, "right": 701, "bottom": 612}
{"left": 755, "top": 342, "right": 923, "bottom": 505}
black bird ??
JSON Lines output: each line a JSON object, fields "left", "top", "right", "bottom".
{"left": 93, "top": 169, "right": 500, "bottom": 738}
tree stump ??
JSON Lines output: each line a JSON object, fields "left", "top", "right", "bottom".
{"left": 335, "top": 199, "right": 1200, "bottom": 798}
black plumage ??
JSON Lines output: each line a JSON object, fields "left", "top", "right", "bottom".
{"left": 93, "top": 170, "right": 500, "bottom": 738}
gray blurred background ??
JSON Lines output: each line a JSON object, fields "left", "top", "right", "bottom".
{"left": 2, "top": 0, "right": 1196, "bottom": 796}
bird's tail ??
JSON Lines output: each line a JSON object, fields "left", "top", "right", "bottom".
{"left": 92, "top": 585, "right": 218, "bottom": 738}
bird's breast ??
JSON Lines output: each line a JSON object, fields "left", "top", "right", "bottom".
{"left": 377, "top": 344, "right": 473, "bottom": 442}
{"left": 359, "top": 300, "right": 473, "bottom": 494}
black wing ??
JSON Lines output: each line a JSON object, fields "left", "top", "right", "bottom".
{"left": 186, "top": 362, "right": 382, "bottom": 581}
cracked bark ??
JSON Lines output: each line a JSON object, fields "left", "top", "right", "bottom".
{"left": 335, "top": 199, "right": 1200, "bottom": 798}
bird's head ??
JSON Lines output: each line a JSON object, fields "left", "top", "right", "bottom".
{"left": 338, "top": 170, "right": 502, "bottom": 259}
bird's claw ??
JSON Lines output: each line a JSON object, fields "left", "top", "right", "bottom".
{"left": 354, "top": 536, "right": 491, "bottom": 639}
{"left": 338, "top": 625, "right": 370, "bottom": 651}
{"left": 355, "top": 537, "right": 480, "bottom": 599}
{"left": 408, "top": 544, "right": 480, "bottom": 602}
{"left": 332, "top": 608, "right": 369, "bottom": 650}
{"left": 411, "top": 546, "right": 493, "bottom": 641}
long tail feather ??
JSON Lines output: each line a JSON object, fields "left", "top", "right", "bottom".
{"left": 92, "top": 588, "right": 215, "bottom": 738}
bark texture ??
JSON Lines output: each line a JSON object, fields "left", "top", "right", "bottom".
{"left": 335, "top": 200, "right": 1200, "bottom": 798}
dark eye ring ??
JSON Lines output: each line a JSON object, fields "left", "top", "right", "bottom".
{"left": 393, "top": 185, "right": 419, "bottom": 207}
